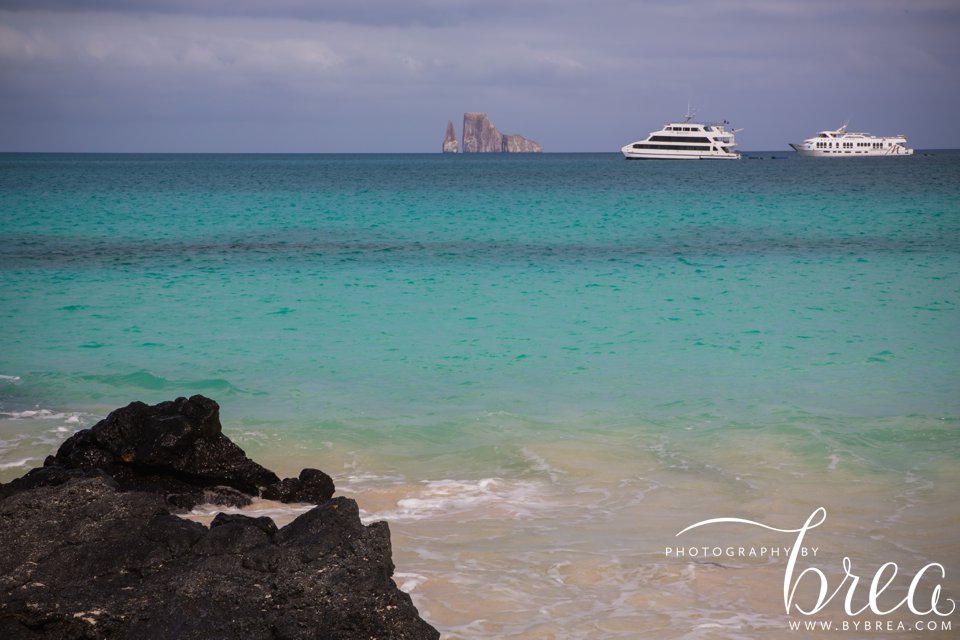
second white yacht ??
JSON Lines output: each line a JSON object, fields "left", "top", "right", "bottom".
{"left": 790, "top": 125, "right": 913, "bottom": 157}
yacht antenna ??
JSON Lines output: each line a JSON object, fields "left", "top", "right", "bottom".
{"left": 684, "top": 102, "right": 696, "bottom": 123}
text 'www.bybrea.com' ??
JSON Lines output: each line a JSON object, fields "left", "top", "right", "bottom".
{"left": 788, "top": 619, "right": 952, "bottom": 633}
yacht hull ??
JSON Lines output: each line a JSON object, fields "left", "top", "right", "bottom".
{"left": 622, "top": 152, "right": 741, "bottom": 160}
{"left": 790, "top": 145, "right": 914, "bottom": 158}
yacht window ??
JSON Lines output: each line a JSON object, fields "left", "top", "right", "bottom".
{"left": 649, "top": 135, "right": 712, "bottom": 143}
{"left": 704, "top": 126, "right": 713, "bottom": 132}
{"left": 631, "top": 143, "right": 726, "bottom": 151}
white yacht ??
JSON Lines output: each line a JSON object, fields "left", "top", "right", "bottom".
{"left": 621, "top": 112, "right": 741, "bottom": 160}
{"left": 790, "top": 125, "right": 913, "bottom": 157}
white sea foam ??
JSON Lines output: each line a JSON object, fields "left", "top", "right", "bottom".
{"left": 0, "top": 411, "right": 83, "bottom": 480}
{"left": 393, "top": 572, "right": 428, "bottom": 593}
{"left": 343, "top": 471, "right": 406, "bottom": 485}
{"left": 0, "top": 375, "right": 22, "bottom": 382}
{"left": 0, "top": 457, "right": 37, "bottom": 470}
{"left": 184, "top": 498, "right": 315, "bottom": 526}
{"left": 1, "top": 409, "right": 68, "bottom": 420}
{"left": 520, "top": 447, "right": 565, "bottom": 483}
{"left": 361, "top": 477, "right": 551, "bottom": 523}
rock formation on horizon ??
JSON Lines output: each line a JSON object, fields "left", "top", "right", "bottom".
{"left": 442, "top": 120, "right": 459, "bottom": 153}
{"left": 0, "top": 395, "right": 440, "bottom": 640}
{"left": 461, "top": 112, "right": 542, "bottom": 153}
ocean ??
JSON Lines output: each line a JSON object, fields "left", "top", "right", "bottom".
{"left": 2, "top": 152, "right": 958, "bottom": 638}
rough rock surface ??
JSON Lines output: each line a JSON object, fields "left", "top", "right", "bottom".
{"left": 502, "top": 133, "right": 543, "bottom": 153}
{"left": 442, "top": 119, "right": 458, "bottom": 153}
{"left": 0, "top": 395, "right": 332, "bottom": 510}
{"left": 0, "top": 396, "right": 439, "bottom": 640}
{"left": 461, "top": 112, "right": 542, "bottom": 153}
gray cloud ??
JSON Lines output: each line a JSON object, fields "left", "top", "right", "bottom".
{"left": 0, "top": 0, "right": 563, "bottom": 27}
{"left": 1, "top": 1, "right": 958, "bottom": 151}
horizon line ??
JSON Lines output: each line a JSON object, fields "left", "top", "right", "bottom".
{"left": 2, "top": 149, "right": 956, "bottom": 155}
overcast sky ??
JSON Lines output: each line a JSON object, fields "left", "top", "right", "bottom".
{"left": 1, "top": 0, "right": 958, "bottom": 152}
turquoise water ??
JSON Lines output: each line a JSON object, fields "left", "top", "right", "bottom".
{"left": 2, "top": 152, "right": 959, "bottom": 637}
{"left": 3, "top": 153, "right": 958, "bottom": 420}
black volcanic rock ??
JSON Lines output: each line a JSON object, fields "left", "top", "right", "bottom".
{"left": 0, "top": 477, "right": 438, "bottom": 639}
{"left": 261, "top": 467, "right": 336, "bottom": 504}
{"left": 0, "top": 395, "right": 439, "bottom": 640}
{"left": 1, "top": 396, "right": 334, "bottom": 509}
{"left": 54, "top": 395, "right": 278, "bottom": 492}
